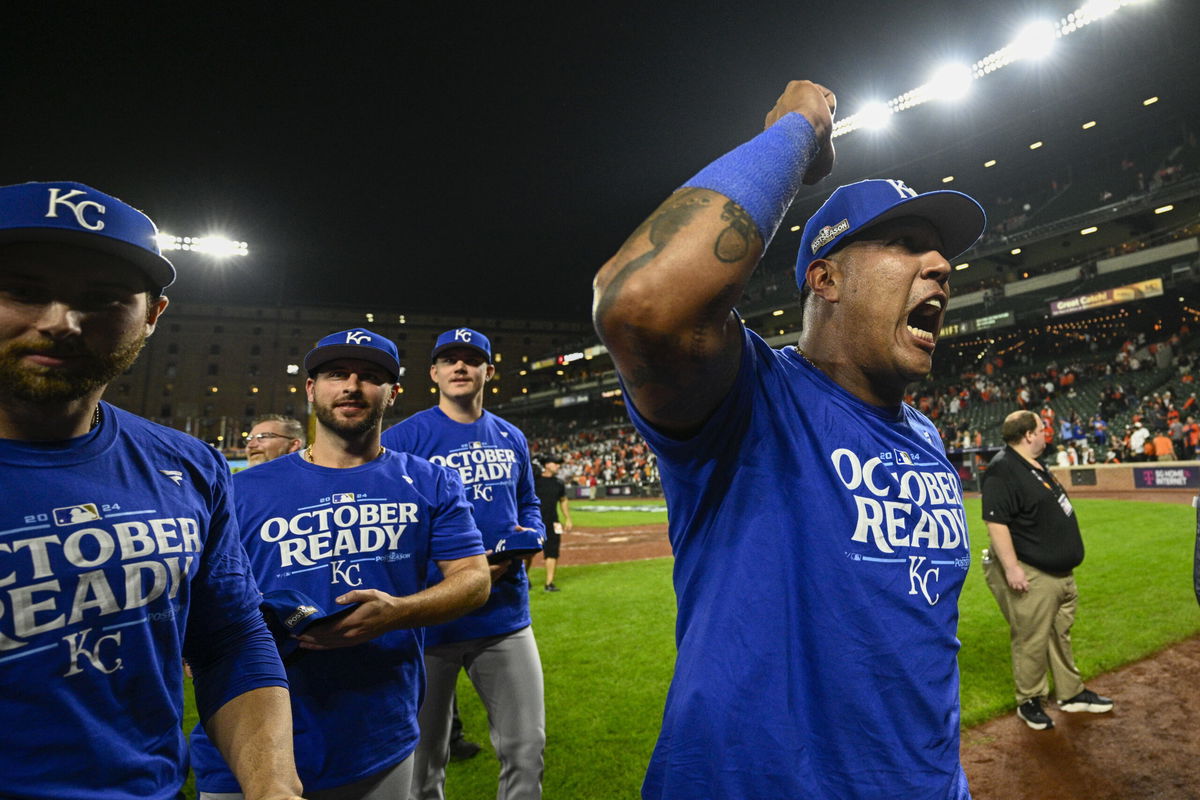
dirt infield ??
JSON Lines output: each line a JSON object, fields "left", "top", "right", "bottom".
{"left": 551, "top": 490, "right": 1200, "bottom": 798}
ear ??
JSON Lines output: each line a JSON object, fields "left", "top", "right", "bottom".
{"left": 305, "top": 377, "right": 316, "bottom": 403}
{"left": 429, "top": 363, "right": 438, "bottom": 382}
{"left": 287, "top": 439, "right": 303, "bottom": 454}
{"left": 485, "top": 364, "right": 496, "bottom": 381}
{"left": 144, "top": 295, "right": 170, "bottom": 335}
{"left": 805, "top": 258, "right": 841, "bottom": 302}
{"left": 385, "top": 384, "right": 400, "bottom": 408}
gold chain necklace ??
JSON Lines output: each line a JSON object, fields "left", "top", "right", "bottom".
{"left": 305, "top": 444, "right": 385, "bottom": 464}
{"left": 794, "top": 346, "right": 818, "bottom": 371}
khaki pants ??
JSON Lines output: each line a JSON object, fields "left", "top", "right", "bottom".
{"left": 984, "top": 559, "right": 1085, "bottom": 704}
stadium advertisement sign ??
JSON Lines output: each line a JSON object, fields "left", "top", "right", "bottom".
{"left": 1134, "top": 466, "right": 1199, "bottom": 489}
{"left": 939, "top": 310, "right": 1015, "bottom": 339}
{"left": 1049, "top": 278, "right": 1163, "bottom": 317}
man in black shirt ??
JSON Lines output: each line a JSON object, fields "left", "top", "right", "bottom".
{"left": 981, "top": 410, "right": 1114, "bottom": 730}
{"left": 534, "top": 458, "right": 573, "bottom": 592}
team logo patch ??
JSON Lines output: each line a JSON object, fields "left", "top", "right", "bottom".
{"left": 53, "top": 503, "right": 101, "bottom": 526}
{"left": 810, "top": 218, "right": 850, "bottom": 253}
{"left": 895, "top": 450, "right": 914, "bottom": 465}
{"left": 332, "top": 492, "right": 356, "bottom": 503}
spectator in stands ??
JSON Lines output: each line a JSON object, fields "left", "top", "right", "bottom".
{"left": 1130, "top": 421, "right": 1151, "bottom": 461}
{"left": 1152, "top": 429, "right": 1177, "bottom": 462}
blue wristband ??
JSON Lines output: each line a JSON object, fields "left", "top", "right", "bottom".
{"left": 680, "top": 112, "right": 820, "bottom": 246}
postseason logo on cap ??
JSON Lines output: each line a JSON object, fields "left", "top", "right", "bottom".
{"left": 810, "top": 219, "right": 850, "bottom": 254}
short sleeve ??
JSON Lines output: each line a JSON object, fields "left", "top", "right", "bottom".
{"left": 980, "top": 460, "right": 1019, "bottom": 525}
{"left": 429, "top": 467, "right": 487, "bottom": 562}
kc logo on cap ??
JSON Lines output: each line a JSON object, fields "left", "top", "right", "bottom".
{"left": 303, "top": 327, "right": 400, "bottom": 380}
{"left": 795, "top": 178, "right": 987, "bottom": 289}
{"left": 0, "top": 180, "right": 177, "bottom": 290}
{"left": 431, "top": 327, "right": 492, "bottom": 363}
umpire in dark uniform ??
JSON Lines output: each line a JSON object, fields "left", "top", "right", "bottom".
{"left": 981, "top": 409, "right": 1114, "bottom": 730}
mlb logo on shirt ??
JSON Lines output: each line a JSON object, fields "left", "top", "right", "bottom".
{"left": 895, "top": 450, "right": 914, "bottom": 465}
{"left": 332, "top": 492, "right": 355, "bottom": 503}
{"left": 53, "top": 503, "right": 101, "bottom": 526}
{"left": 470, "top": 441, "right": 484, "bottom": 449}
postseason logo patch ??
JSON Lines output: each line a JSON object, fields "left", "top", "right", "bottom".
{"left": 810, "top": 218, "right": 850, "bottom": 254}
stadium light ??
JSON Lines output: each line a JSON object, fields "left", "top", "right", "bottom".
{"left": 1143, "top": 96, "right": 1159, "bottom": 106}
{"left": 984, "top": 159, "right": 997, "bottom": 168}
{"left": 830, "top": 0, "right": 1154, "bottom": 140}
{"left": 954, "top": 263, "right": 970, "bottom": 271}
{"left": 941, "top": 176, "right": 955, "bottom": 184}
{"left": 858, "top": 102, "right": 893, "bottom": 130}
{"left": 156, "top": 233, "right": 248, "bottom": 257}
{"left": 1011, "top": 248, "right": 1022, "bottom": 255}
{"left": 1029, "top": 141, "right": 1044, "bottom": 150}
{"left": 1082, "top": 120, "right": 1097, "bottom": 129}
{"left": 1080, "top": 226, "right": 1099, "bottom": 235}
{"left": 1009, "top": 20, "right": 1058, "bottom": 61}
{"left": 1153, "top": 204, "right": 1174, "bottom": 214}
{"left": 928, "top": 63, "right": 974, "bottom": 102}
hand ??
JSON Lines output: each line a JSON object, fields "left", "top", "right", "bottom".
{"left": 1004, "top": 563, "right": 1030, "bottom": 593}
{"left": 295, "top": 590, "right": 402, "bottom": 650}
{"left": 487, "top": 560, "right": 516, "bottom": 584}
{"left": 763, "top": 80, "right": 836, "bottom": 185}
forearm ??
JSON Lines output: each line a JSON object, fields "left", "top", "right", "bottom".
{"left": 205, "top": 686, "right": 303, "bottom": 800}
{"left": 396, "top": 555, "right": 491, "bottom": 627}
{"left": 985, "top": 522, "right": 1022, "bottom": 570}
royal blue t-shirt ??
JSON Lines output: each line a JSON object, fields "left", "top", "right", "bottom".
{"left": 189, "top": 449, "right": 485, "bottom": 792}
{"left": 0, "top": 403, "right": 284, "bottom": 800}
{"left": 382, "top": 407, "right": 543, "bottom": 645}
{"left": 627, "top": 328, "right": 972, "bottom": 800}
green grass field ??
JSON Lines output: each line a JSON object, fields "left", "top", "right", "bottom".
{"left": 183, "top": 498, "right": 1199, "bottom": 799}
{"left": 569, "top": 498, "right": 668, "bottom": 529}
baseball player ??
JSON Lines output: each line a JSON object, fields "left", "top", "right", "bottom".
{"left": 381, "top": 327, "right": 546, "bottom": 800}
{"left": 189, "top": 328, "right": 492, "bottom": 798}
{"left": 0, "top": 181, "right": 302, "bottom": 800}
{"left": 593, "top": 81, "right": 985, "bottom": 798}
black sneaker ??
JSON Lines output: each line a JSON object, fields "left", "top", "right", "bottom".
{"left": 544, "top": 583, "right": 560, "bottom": 592}
{"left": 449, "top": 737, "right": 482, "bottom": 762}
{"left": 1017, "top": 698, "right": 1054, "bottom": 730}
{"left": 1058, "top": 689, "right": 1114, "bottom": 713}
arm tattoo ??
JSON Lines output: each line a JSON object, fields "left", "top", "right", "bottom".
{"left": 593, "top": 189, "right": 710, "bottom": 327}
{"left": 714, "top": 200, "right": 758, "bottom": 263}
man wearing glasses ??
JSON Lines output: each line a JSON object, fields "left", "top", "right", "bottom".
{"left": 245, "top": 414, "right": 305, "bottom": 466}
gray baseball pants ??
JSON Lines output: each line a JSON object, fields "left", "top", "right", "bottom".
{"left": 409, "top": 625, "right": 545, "bottom": 800}
{"left": 200, "top": 752, "right": 413, "bottom": 800}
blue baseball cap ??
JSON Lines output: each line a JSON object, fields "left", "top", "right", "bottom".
{"left": 0, "top": 180, "right": 176, "bottom": 291}
{"left": 486, "top": 527, "right": 545, "bottom": 564}
{"left": 796, "top": 178, "right": 986, "bottom": 289}
{"left": 260, "top": 589, "right": 361, "bottom": 659}
{"left": 431, "top": 327, "right": 492, "bottom": 363}
{"left": 304, "top": 328, "right": 400, "bottom": 380}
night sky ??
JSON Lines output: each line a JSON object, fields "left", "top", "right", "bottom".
{"left": 4, "top": 1, "right": 1197, "bottom": 321}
